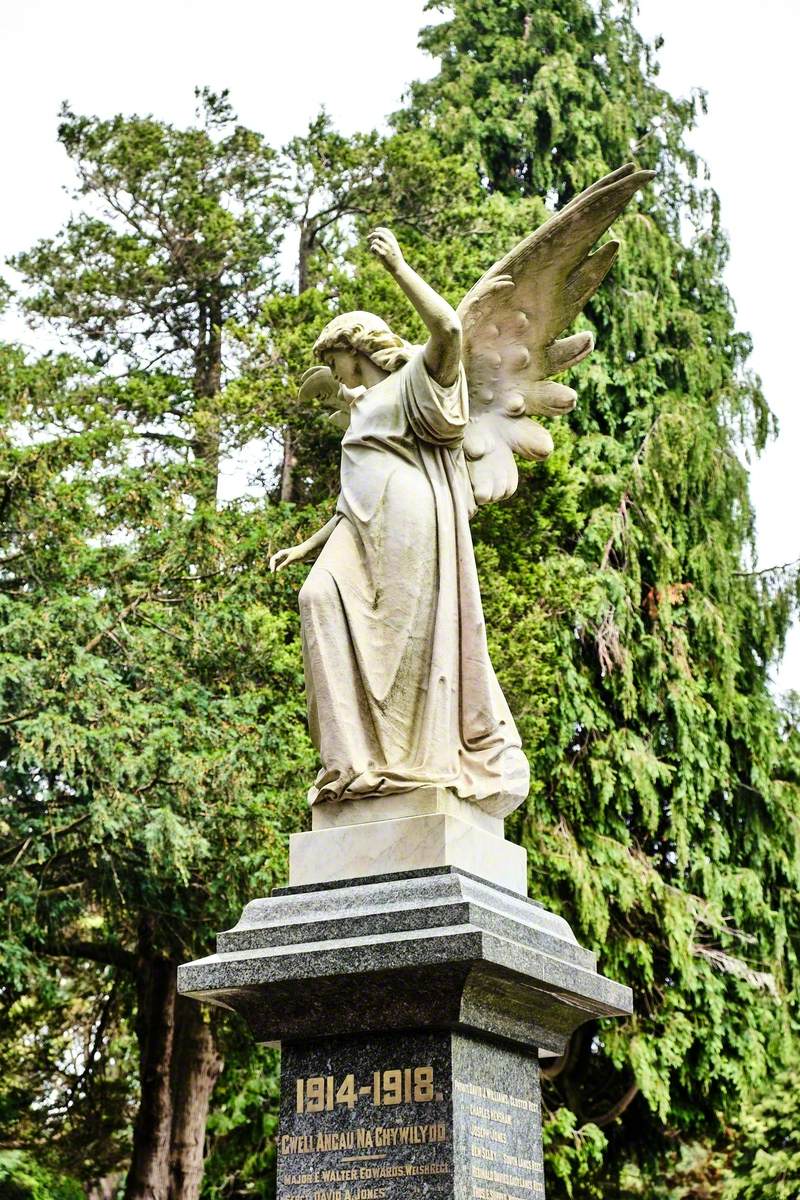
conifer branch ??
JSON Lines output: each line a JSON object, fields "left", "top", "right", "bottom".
{"left": 600, "top": 490, "right": 629, "bottom": 570}
{"left": 735, "top": 556, "right": 800, "bottom": 579}
{"left": 692, "top": 944, "right": 779, "bottom": 997}
{"left": 41, "top": 937, "right": 137, "bottom": 972}
{"left": 0, "top": 591, "right": 154, "bottom": 727}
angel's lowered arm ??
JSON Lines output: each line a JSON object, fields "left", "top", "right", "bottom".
{"left": 368, "top": 227, "right": 462, "bottom": 388}
{"left": 269, "top": 515, "right": 340, "bottom": 574}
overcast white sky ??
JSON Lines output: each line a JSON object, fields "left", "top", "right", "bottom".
{"left": 1, "top": 0, "right": 797, "bottom": 693}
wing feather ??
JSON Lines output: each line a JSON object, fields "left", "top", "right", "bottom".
{"left": 459, "top": 165, "right": 654, "bottom": 503}
{"left": 545, "top": 330, "right": 594, "bottom": 375}
{"left": 563, "top": 240, "right": 620, "bottom": 312}
{"left": 297, "top": 365, "right": 362, "bottom": 432}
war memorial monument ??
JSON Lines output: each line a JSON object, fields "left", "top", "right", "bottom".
{"left": 178, "top": 164, "right": 653, "bottom": 1199}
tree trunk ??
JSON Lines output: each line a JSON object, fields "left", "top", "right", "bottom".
{"left": 89, "top": 1175, "right": 124, "bottom": 1200}
{"left": 124, "top": 920, "right": 177, "bottom": 1200}
{"left": 123, "top": 935, "right": 223, "bottom": 1200}
{"left": 297, "top": 223, "right": 313, "bottom": 295}
{"left": 192, "top": 290, "right": 223, "bottom": 508}
{"left": 280, "top": 428, "right": 297, "bottom": 502}
{"left": 279, "top": 223, "right": 316, "bottom": 504}
{"left": 168, "top": 998, "right": 224, "bottom": 1200}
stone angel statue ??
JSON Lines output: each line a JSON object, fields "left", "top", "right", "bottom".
{"left": 270, "top": 164, "right": 653, "bottom": 816}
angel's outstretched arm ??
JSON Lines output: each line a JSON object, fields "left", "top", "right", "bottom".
{"left": 368, "top": 227, "right": 461, "bottom": 388}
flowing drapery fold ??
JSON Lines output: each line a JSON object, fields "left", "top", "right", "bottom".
{"left": 299, "top": 352, "right": 529, "bottom": 816}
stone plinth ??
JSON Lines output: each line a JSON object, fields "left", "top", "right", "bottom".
{"left": 179, "top": 866, "right": 631, "bottom": 1198}
{"left": 310, "top": 788, "right": 504, "bottom": 833}
{"left": 290, "top": 787, "right": 527, "bottom": 895}
{"left": 178, "top": 867, "right": 629, "bottom": 1053}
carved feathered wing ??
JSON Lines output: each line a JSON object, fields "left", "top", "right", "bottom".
{"left": 458, "top": 163, "right": 654, "bottom": 505}
{"left": 298, "top": 365, "right": 363, "bottom": 431}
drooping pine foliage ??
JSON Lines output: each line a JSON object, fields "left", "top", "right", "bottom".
{"left": 1, "top": 2, "right": 798, "bottom": 1198}
{"left": 392, "top": 0, "right": 800, "bottom": 1190}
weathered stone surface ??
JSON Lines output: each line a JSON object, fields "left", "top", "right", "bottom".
{"left": 177, "top": 867, "right": 631, "bottom": 1056}
{"left": 310, "top": 787, "right": 503, "bottom": 836}
{"left": 290, "top": 812, "right": 527, "bottom": 894}
{"left": 180, "top": 867, "right": 633, "bottom": 1198}
{"left": 276, "top": 1029, "right": 544, "bottom": 1200}
{"left": 269, "top": 172, "right": 653, "bottom": 818}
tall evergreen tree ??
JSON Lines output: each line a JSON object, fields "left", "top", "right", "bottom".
{"left": 3, "top": 4, "right": 799, "bottom": 1198}
{"left": 11, "top": 87, "right": 282, "bottom": 508}
{"left": 0, "top": 329, "right": 318, "bottom": 1196}
{"left": 0, "top": 94, "right": 488, "bottom": 1200}
{"left": 0, "top": 96, "right": 307, "bottom": 1200}
{"left": 392, "top": 0, "right": 800, "bottom": 1191}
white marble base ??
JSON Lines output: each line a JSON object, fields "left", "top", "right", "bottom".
{"left": 289, "top": 812, "right": 527, "bottom": 895}
{"left": 311, "top": 785, "right": 503, "bottom": 837}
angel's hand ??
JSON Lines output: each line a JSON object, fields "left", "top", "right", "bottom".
{"left": 368, "top": 227, "right": 404, "bottom": 274}
{"left": 269, "top": 544, "right": 306, "bottom": 573}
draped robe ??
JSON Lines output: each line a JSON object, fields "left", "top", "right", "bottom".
{"left": 298, "top": 351, "right": 529, "bottom": 817}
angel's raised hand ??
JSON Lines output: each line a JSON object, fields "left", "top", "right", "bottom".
{"left": 368, "top": 227, "right": 404, "bottom": 274}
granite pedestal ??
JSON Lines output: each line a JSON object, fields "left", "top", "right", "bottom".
{"left": 178, "top": 865, "right": 632, "bottom": 1199}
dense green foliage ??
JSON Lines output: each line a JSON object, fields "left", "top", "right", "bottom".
{"left": 395, "top": 0, "right": 800, "bottom": 1188}
{"left": 1, "top": 2, "right": 798, "bottom": 1198}
{"left": 0, "top": 336, "right": 316, "bottom": 1191}
{"left": 726, "top": 1065, "right": 800, "bottom": 1199}
{"left": 0, "top": 1151, "right": 83, "bottom": 1200}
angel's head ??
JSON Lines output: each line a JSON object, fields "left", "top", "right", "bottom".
{"left": 313, "top": 311, "right": 413, "bottom": 389}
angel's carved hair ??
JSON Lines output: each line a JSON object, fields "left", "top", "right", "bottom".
{"left": 313, "top": 311, "right": 414, "bottom": 375}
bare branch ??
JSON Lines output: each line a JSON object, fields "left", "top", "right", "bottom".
{"left": 735, "top": 556, "right": 800, "bottom": 579}
{"left": 590, "top": 1081, "right": 640, "bottom": 1128}
{"left": 40, "top": 937, "right": 137, "bottom": 972}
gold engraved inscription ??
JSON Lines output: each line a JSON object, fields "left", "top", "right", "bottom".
{"left": 475, "top": 1188, "right": 545, "bottom": 1200}
{"left": 454, "top": 1077, "right": 545, "bottom": 1197}
{"left": 473, "top": 1166, "right": 545, "bottom": 1196}
{"left": 454, "top": 1080, "right": 539, "bottom": 1113}
{"left": 281, "top": 1124, "right": 447, "bottom": 1157}
{"left": 470, "top": 1103, "right": 513, "bottom": 1126}
{"left": 282, "top": 1163, "right": 450, "bottom": 1189}
{"left": 296, "top": 1067, "right": 435, "bottom": 1112}
{"left": 279, "top": 1052, "right": 450, "bottom": 1200}
{"left": 283, "top": 1191, "right": 387, "bottom": 1200}
{"left": 470, "top": 1123, "right": 508, "bottom": 1144}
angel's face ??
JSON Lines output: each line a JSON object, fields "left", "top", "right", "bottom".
{"left": 325, "top": 349, "right": 361, "bottom": 390}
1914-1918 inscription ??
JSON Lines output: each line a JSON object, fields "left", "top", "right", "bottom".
{"left": 277, "top": 1030, "right": 545, "bottom": 1200}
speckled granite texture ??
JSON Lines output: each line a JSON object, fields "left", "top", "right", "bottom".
{"left": 277, "top": 1029, "right": 544, "bottom": 1200}
{"left": 180, "top": 867, "right": 633, "bottom": 1200}
{"left": 178, "top": 866, "right": 631, "bottom": 1056}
